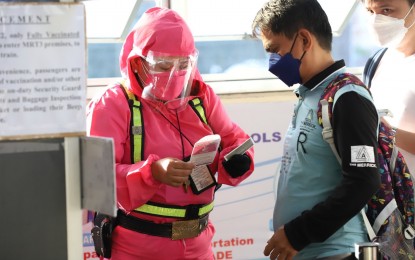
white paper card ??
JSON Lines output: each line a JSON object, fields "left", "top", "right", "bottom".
{"left": 224, "top": 137, "right": 254, "bottom": 161}
{"left": 189, "top": 134, "right": 221, "bottom": 194}
{"left": 190, "top": 134, "right": 221, "bottom": 166}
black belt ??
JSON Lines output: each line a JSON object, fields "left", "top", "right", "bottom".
{"left": 117, "top": 210, "right": 209, "bottom": 240}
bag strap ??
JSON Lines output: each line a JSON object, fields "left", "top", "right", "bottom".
{"left": 320, "top": 98, "right": 341, "bottom": 163}
{"left": 319, "top": 73, "right": 368, "bottom": 159}
{"left": 363, "top": 48, "right": 387, "bottom": 88}
{"left": 319, "top": 73, "right": 379, "bottom": 240}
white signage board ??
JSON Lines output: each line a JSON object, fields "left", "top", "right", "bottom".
{"left": 0, "top": 3, "right": 86, "bottom": 140}
{"left": 210, "top": 100, "right": 295, "bottom": 260}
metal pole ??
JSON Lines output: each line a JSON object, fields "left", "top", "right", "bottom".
{"left": 355, "top": 242, "right": 380, "bottom": 260}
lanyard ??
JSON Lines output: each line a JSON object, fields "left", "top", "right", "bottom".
{"left": 156, "top": 108, "right": 194, "bottom": 160}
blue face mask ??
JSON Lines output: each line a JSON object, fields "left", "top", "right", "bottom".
{"left": 268, "top": 35, "right": 306, "bottom": 87}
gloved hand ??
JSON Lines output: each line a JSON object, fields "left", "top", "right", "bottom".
{"left": 222, "top": 153, "right": 251, "bottom": 178}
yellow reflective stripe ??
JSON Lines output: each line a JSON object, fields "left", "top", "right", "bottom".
{"left": 131, "top": 102, "right": 142, "bottom": 162}
{"left": 199, "top": 201, "right": 214, "bottom": 216}
{"left": 126, "top": 90, "right": 135, "bottom": 100}
{"left": 119, "top": 81, "right": 143, "bottom": 163}
{"left": 135, "top": 201, "right": 214, "bottom": 218}
{"left": 190, "top": 98, "right": 207, "bottom": 125}
{"left": 137, "top": 204, "right": 186, "bottom": 218}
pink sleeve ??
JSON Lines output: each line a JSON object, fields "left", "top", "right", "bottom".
{"left": 87, "top": 89, "right": 162, "bottom": 211}
{"left": 201, "top": 85, "right": 255, "bottom": 186}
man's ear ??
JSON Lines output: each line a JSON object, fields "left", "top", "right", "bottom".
{"left": 298, "top": 29, "right": 312, "bottom": 51}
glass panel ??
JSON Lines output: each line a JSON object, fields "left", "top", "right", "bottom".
{"left": 172, "top": 0, "right": 359, "bottom": 38}
{"left": 171, "top": 0, "right": 265, "bottom": 38}
{"left": 318, "top": 0, "right": 358, "bottom": 36}
{"left": 87, "top": 1, "right": 380, "bottom": 82}
{"left": 82, "top": 0, "right": 358, "bottom": 40}
{"left": 83, "top": 0, "right": 141, "bottom": 40}
{"left": 87, "top": 1, "right": 157, "bottom": 78}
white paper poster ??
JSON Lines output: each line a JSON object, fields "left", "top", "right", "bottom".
{"left": 0, "top": 3, "right": 86, "bottom": 139}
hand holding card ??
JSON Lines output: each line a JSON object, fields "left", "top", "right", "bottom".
{"left": 224, "top": 137, "right": 254, "bottom": 161}
{"left": 190, "top": 134, "right": 221, "bottom": 165}
{"left": 189, "top": 134, "right": 221, "bottom": 194}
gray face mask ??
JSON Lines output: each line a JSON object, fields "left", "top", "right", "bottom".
{"left": 370, "top": 4, "right": 415, "bottom": 47}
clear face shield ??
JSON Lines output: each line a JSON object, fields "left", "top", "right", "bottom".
{"left": 140, "top": 50, "right": 199, "bottom": 109}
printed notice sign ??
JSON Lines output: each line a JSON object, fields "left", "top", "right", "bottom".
{"left": 0, "top": 3, "right": 86, "bottom": 140}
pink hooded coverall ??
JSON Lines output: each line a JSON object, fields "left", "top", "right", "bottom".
{"left": 87, "top": 7, "right": 254, "bottom": 260}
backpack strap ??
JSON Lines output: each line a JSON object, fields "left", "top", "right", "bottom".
{"left": 320, "top": 98, "right": 341, "bottom": 163}
{"left": 362, "top": 208, "right": 377, "bottom": 241}
{"left": 318, "top": 73, "right": 379, "bottom": 240}
{"left": 363, "top": 48, "right": 387, "bottom": 88}
{"left": 318, "top": 73, "right": 369, "bottom": 162}
{"left": 319, "top": 73, "right": 415, "bottom": 240}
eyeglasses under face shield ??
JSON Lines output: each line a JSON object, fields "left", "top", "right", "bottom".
{"left": 140, "top": 50, "right": 199, "bottom": 109}
{"left": 146, "top": 56, "right": 193, "bottom": 72}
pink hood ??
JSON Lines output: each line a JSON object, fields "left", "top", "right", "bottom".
{"left": 119, "top": 7, "right": 197, "bottom": 95}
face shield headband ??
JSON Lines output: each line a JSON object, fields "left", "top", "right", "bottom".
{"left": 140, "top": 50, "right": 199, "bottom": 109}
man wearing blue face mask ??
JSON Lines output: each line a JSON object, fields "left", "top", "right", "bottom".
{"left": 252, "top": 0, "right": 381, "bottom": 259}
{"left": 268, "top": 34, "right": 306, "bottom": 87}
{"left": 361, "top": 0, "right": 415, "bottom": 181}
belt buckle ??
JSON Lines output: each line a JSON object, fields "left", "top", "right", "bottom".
{"left": 172, "top": 219, "right": 202, "bottom": 240}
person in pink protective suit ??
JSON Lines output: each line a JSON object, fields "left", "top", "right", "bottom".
{"left": 87, "top": 7, "right": 254, "bottom": 260}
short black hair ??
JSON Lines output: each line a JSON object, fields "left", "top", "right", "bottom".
{"left": 252, "top": 0, "right": 332, "bottom": 51}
